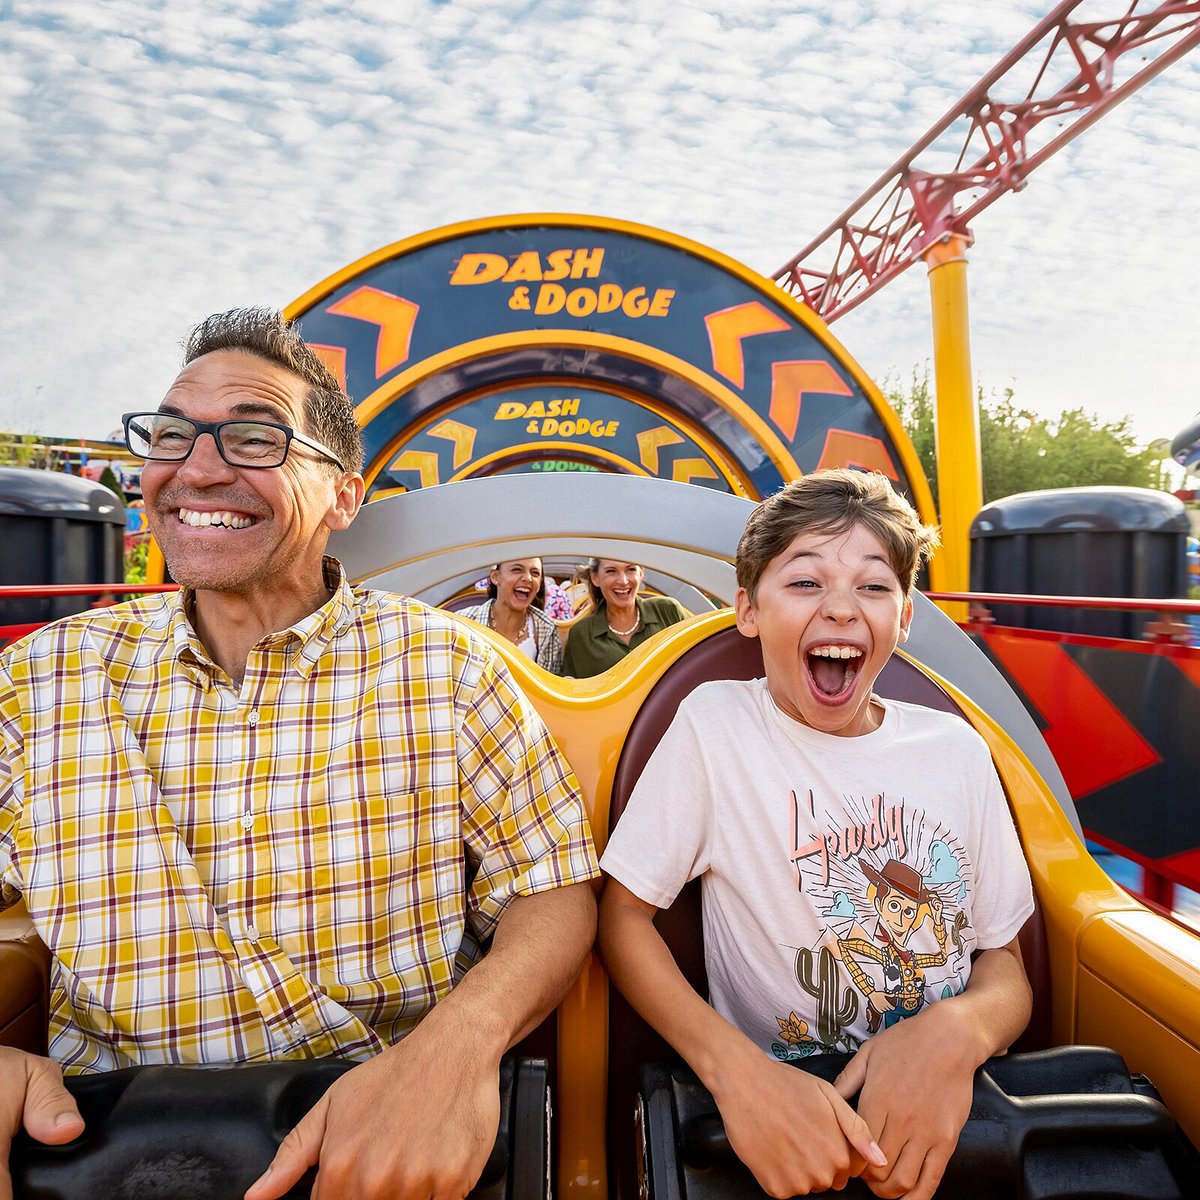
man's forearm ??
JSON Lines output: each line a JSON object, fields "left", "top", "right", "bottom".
{"left": 419, "top": 882, "right": 597, "bottom": 1059}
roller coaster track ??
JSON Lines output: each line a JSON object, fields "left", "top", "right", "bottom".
{"left": 774, "top": 0, "right": 1200, "bottom": 321}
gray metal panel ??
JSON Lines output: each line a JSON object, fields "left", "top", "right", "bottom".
{"left": 330, "top": 474, "right": 1076, "bottom": 830}
{"left": 334, "top": 476, "right": 747, "bottom": 577}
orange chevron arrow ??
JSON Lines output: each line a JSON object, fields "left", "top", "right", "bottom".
{"left": 982, "top": 631, "right": 1160, "bottom": 796}
{"left": 815, "top": 430, "right": 899, "bottom": 480}
{"left": 672, "top": 459, "right": 719, "bottom": 485}
{"left": 428, "top": 419, "right": 477, "bottom": 469}
{"left": 704, "top": 302, "right": 790, "bottom": 389}
{"left": 637, "top": 426, "right": 684, "bottom": 474}
{"left": 390, "top": 450, "right": 440, "bottom": 489}
{"left": 326, "top": 286, "right": 420, "bottom": 379}
{"left": 769, "top": 360, "right": 852, "bottom": 441}
{"left": 309, "top": 344, "right": 348, "bottom": 392}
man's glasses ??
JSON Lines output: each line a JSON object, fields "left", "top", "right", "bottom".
{"left": 122, "top": 413, "right": 346, "bottom": 472}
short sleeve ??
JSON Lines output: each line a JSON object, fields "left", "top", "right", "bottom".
{"left": 600, "top": 699, "right": 715, "bottom": 909}
{"left": 665, "top": 597, "right": 691, "bottom": 622}
{"left": 561, "top": 615, "right": 598, "bottom": 678}
{"left": 964, "top": 739, "right": 1034, "bottom": 950}
{"left": 457, "top": 650, "right": 599, "bottom": 940}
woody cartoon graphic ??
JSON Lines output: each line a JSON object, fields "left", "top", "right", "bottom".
{"left": 838, "top": 857, "right": 948, "bottom": 1033}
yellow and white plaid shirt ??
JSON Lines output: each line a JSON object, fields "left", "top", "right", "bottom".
{"left": 0, "top": 559, "right": 598, "bottom": 1073}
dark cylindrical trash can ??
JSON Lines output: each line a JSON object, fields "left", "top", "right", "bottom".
{"left": 969, "top": 487, "right": 1189, "bottom": 639}
{"left": 0, "top": 466, "right": 126, "bottom": 630}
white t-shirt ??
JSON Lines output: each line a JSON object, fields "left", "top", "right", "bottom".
{"left": 601, "top": 678, "right": 1034, "bottom": 1059}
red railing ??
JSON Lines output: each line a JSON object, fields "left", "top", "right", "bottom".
{"left": 925, "top": 590, "right": 1200, "bottom": 613}
{"left": 3, "top": 582, "right": 1196, "bottom": 930}
{"left": 0, "top": 584, "right": 179, "bottom": 648}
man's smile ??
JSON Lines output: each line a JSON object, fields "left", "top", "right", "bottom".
{"left": 177, "top": 506, "right": 255, "bottom": 530}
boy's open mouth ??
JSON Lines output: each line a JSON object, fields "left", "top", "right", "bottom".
{"left": 807, "top": 644, "right": 863, "bottom": 699}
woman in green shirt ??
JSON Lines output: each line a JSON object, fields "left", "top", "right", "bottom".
{"left": 562, "top": 558, "right": 689, "bottom": 678}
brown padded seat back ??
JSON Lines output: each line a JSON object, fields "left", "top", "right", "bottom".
{"left": 605, "top": 626, "right": 1050, "bottom": 1198}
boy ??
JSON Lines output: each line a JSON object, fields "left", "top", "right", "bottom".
{"left": 598, "top": 470, "right": 1034, "bottom": 1200}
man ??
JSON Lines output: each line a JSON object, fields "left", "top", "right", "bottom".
{"left": 0, "top": 308, "right": 599, "bottom": 1200}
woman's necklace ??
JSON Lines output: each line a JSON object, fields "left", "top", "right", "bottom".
{"left": 489, "top": 604, "right": 531, "bottom": 645}
{"left": 608, "top": 610, "right": 641, "bottom": 637}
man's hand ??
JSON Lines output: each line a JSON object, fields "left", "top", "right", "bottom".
{"left": 709, "top": 1044, "right": 885, "bottom": 1198}
{"left": 245, "top": 1024, "right": 500, "bottom": 1200}
{"left": 248, "top": 885, "right": 594, "bottom": 1200}
{"left": 833, "top": 1010, "right": 976, "bottom": 1200}
{"left": 0, "top": 1046, "right": 85, "bottom": 1200}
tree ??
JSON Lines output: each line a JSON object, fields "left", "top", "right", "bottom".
{"left": 0, "top": 433, "right": 61, "bottom": 471}
{"left": 97, "top": 465, "right": 126, "bottom": 505}
{"left": 885, "top": 368, "right": 1170, "bottom": 512}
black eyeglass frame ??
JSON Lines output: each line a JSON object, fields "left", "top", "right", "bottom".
{"left": 121, "top": 412, "right": 347, "bottom": 472}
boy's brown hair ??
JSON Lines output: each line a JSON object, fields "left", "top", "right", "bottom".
{"left": 736, "top": 469, "right": 939, "bottom": 601}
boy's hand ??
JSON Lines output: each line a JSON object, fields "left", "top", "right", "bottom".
{"left": 710, "top": 1046, "right": 885, "bottom": 1197}
{"left": 833, "top": 1011, "right": 976, "bottom": 1200}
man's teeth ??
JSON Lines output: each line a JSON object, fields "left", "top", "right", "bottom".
{"left": 809, "top": 645, "right": 863, "bottom": 660}
{"left": 179, "top": 508, "right": 252, "bottom": 529}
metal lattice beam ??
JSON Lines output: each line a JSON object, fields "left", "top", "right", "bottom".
{"left": 774, "top": 0, "right": 1200, "bottom": 321}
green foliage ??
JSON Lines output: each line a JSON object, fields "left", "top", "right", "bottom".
{"left": 0, "top": 433, "right": 61, "bottom": 470}
{"left": 98, "top": 465, "right": 126, "bottom": 504}
{"left": 885, "top": 367, "right": 1171, "bottom": 514}
{"left": 125, "top": 540, "right": 148, "bottom": 586}
{"left": 887, "top": 368, "right": 937, "bottom": 500}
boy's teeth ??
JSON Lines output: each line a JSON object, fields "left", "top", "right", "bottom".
{"left": 810, "top": 645, "right": 862, "bottom": 660}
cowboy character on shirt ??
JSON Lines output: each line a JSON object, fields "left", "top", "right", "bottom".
{"left": 838, "top": 857, "right": 947, "bottom": 1033}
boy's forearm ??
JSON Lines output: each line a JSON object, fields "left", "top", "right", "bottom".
{"left": 956, "top": 939, "right": 1032, "bottom": 1059}
{"left": 597, "top": 889, "right": 756, "bottom": 1085}
{"left": 600, "top": 885, "right": 885, "bottom": 1194}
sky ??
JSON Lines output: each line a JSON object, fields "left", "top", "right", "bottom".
{"left": 1, "top": 0, "right": 1197, "bottom": 454}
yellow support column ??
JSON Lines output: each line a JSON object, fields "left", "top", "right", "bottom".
{"left": 924, "top": 234, "right": 982, "bottom": 622}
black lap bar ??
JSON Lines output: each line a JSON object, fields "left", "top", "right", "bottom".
{"left": 638, "top": 1047, "right": 1200, "bottom": 1200}
{"left": 12, "top": 1055, "right": 549, "bottom": 1200}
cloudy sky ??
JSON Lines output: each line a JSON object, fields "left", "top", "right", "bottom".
{"left": 1, "top": 0, "right": 1197, "bottom": 453}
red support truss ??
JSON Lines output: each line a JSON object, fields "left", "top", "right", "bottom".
{"left": 774, "top": 0, "right": 1200, "bottom": 322}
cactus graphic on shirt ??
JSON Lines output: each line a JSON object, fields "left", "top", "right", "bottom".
{"left": 795, "top": 945, "right": 859, "bottom": 1048}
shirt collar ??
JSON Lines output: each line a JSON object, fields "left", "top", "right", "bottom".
{"left": 169, "top": 557, "right": 357, "bottom": 688}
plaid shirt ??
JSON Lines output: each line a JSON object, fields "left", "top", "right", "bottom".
{"left": 0, "top": 559, "right": 597, "bottom": 1073}
{"left": 457, "top": 601, "right": 565, "bottom": 675}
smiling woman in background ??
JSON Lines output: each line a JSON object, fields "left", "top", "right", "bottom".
{"left": 562, "top": 558, "right": 689, "bottom": 678}
{"left": 460, "top": 557, "right": 565, "bottom": 674}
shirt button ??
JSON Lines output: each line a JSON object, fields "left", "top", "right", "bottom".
{"left": 240, "top": 811, "right": 255, "bottom": 831}
{"left": 290, "top": 1021, "right": 305, "bottom": 1040}
{"left": 247, "top": 709, "right": 260, "bottom": 726}
{"left": 245, "top": 923, "right": 260, "bottom": 942}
